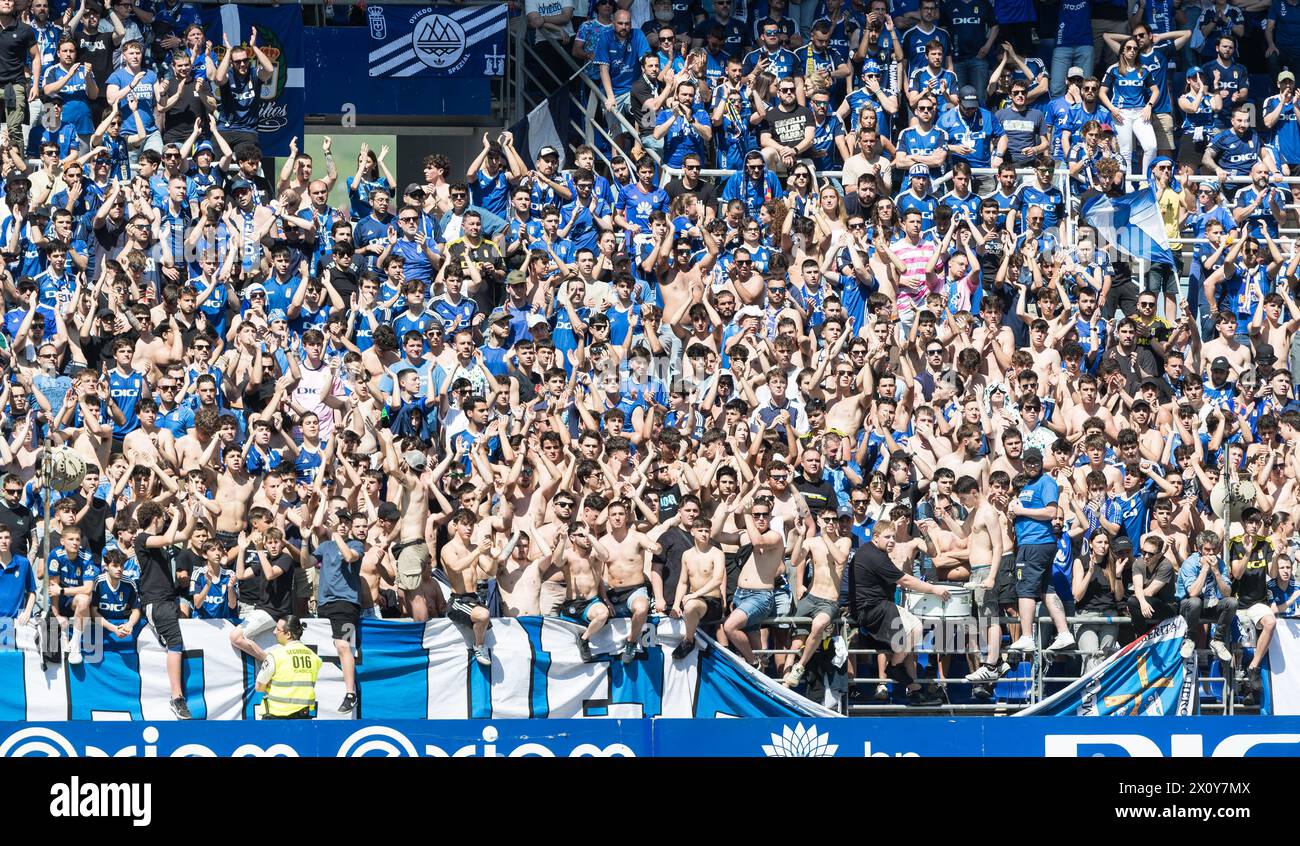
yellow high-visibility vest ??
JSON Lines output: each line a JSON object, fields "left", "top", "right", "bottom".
{"left": 261, "top": 641, "right": 321, "bottom": 717}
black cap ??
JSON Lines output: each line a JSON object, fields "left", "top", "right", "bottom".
{"left": 1112, "top": 535, "right": 1133, "bottom": 554}
{"left": 403, "top": 182, "right": 425, "bottom": 197}
{"left": 376, "top": 502, "right": 401, "bottom": 522}
{"left": 96, "top": 307, "right": 115, "bottom": 321}
{"left": 1257, "top": 344, "right": 1278, "bottom": 365}
{"left": 1210, "top": 356, "right": 1231, "bottom": 372}
{"left": 1022, "top": 448, "right": 1044, "bottom": 464}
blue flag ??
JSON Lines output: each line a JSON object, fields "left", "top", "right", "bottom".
{"left": 1018, "top": 617, "right": 1198, "bottom": 716}
{"left": 368, "top": 5, "right": 509, "bottom": 78}
{"left": 1080, "top": 185, "right": 1175, "bottom": 267}
{"left": 199, "top": 4, "right": 304, "bottom": 157}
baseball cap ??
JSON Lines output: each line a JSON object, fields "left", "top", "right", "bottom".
{"left": 403, "top": 450, "right": 427, "bottom": 471}
{"left": 862, "top": 59, "right": 883, "bottom": 74}
{"left": 537, "top": 145, "right": 559, "bottom": 160}
{"left": 908, "top": 164, "right": 931, "bottom": 178}
{"left": 737, "top": 304, "right": 763, "bottom": 320}
{"left": 1112, "top": 535, "right": 1133, "bottom": 555}
{"left": 505, "top": 269, "right": 527, "bottom": 287}
{"left": 229, "top": 178, "right": 253, "bottom": 193}
{"left": 959, "top": 85, "right": 979, "bottom": 106}
{"left": 4, "top": 171, "right": 29, "bottom": 186}
{"left": 837, "top": 504, "right": 853, "bottom": 518}
{"left": 1067, "top": 66, "right": 1085, "bottom": 79}
{"left": 1210, "top": 356, "right": 1231, "bottom": 371}
{"left": 1280, "top": 70, "right": 1296, "bottom": 84}
{"left": 267, "top": 309, "right": 288, "bottom": 324}
{"left": 489, "top": 306, "right": 511, "bottom": 323}
{"left": 526, "top": 312, "right": 549, "bottom": 329}
{"left": 1022, "top": 448, "right": 1044, "bottom": 464}
{"left": 1257, "top": 343, "right": 1278, "bottom": 365}
{"left": 195, "top": 139, "right": 214, "bottom": 155}
{"left": 95, "top": 307, "right": 115, "bottom": 321}
{"left": 376, "top": 502, "right": 401, "bottom": 522}
{"left": 1187, "top": 65, "right": 1202, "bottom": 79}
{"left": 403, "top": 182, "right": 425, "bottom": 197}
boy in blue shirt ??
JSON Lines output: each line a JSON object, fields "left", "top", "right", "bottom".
{"left": 92, "top": 550, "right": 141, "bottom": 638}
{"left": 49, "top": 525, "right": 99, "bottom": 664}
{"left": 191, "top": 539, "right": 237, "bottom": 620}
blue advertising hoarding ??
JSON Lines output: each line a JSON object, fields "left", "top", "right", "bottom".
{"left": 3, "top": 718, "right": 1298, "bottom": 758}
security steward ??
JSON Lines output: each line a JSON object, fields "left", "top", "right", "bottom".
{"left": 255, "top": 615, "right": 322, "bottom": 719}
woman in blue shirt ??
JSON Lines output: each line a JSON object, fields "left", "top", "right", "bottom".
{"left": 346, "top": 141, "right": 396, "bottom": 219}
{"left": 1099, "top": 38, "right": 1159, "bottom": 177}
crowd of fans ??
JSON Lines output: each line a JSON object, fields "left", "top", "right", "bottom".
{"left": 0, "top": 0, "right": 1296, "bottom": 719}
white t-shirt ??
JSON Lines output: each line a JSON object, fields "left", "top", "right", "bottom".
{"left": 525, "top": 0, "right": 576, "bottom": 38}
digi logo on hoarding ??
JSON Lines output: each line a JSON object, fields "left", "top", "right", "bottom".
{"left": 411, "top": 10, "right": 466, "bottom": 70}
{"left": 1044, "top": 733, "right": 1300, "bottom": 757}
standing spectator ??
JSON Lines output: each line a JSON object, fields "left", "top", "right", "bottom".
{"left": 994, "top": 79, "right": 1047, "bottom": 166}
{"left": 596, "top": 9, "right": 651, "bottom": 144}
{"left": 0, "top": 0, "right": 39, "bottom": 146}
{"left": 208, "top": 29, "right": 274, "bottom": 150}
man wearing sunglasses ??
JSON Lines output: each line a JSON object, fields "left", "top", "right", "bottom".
{"left": 208, "top": 29, "right": 275, "bottom": 150}
{"left": 758, "top": 77, "right": 813, "bottom": 172}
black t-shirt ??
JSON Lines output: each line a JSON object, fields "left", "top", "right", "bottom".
{"left": 849, "top": 542, "right": 900, "bottom": 620}
{"left": 795, "top": 473, "right": 838, "bottom": 512}
{"left": 135, "top": 531, "right": 178, "bottom": 603}
{"left": 665, "top": 175, "right": 718, "bottom": 211}
{"left": 1230, "top": 536, "right": 1274, "bottom": 608}
{"left": 0, "top": 500, "right": 33, "bottom": 554}
{"left": 0, "top": 19, "right": 35, "bottom": 84}
{"left": 652, "top": 526, "right": 694, "bottom": 607}
{"left": 1134, "top": 555, "right": 1177, "bottom": 604}
{"left": 76, "top": 26, "right": 114, "bottom": 99}
{"left": 160, "top": 77, "right": 209, "bottom": 144}
{"left": 66, "top": 494, "right": 109, "bottom": 561}
{"left": 653, "top": 483, "right": 682, "bottom": 520}
{"left": 763, "top": 104, "right": 812, "bottom": 148}
{"left": 174, "top": 547, "right": 202, "bottom": 593}
{"left": 259, "top": 552, "right": 298, "bottom": 618}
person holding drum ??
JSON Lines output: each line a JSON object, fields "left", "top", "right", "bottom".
{"left": 1006, "top": 449, "right": 1076, "bottom": 655}
{"left": 848, "top": 519, "right": 948, "bottom": 706}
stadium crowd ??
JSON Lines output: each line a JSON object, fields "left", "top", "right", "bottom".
{"left": 0, "top": 0, "right": 1297, "bottom": 718}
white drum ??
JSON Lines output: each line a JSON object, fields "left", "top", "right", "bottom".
{"left": 905, "top": 586, "right": 973, "bottom": 620}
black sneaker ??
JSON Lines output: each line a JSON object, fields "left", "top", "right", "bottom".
{"left": 907, "top": 686, "right": 943, "bottom": 706}
{"left": 338, "top": 692, "right": 357, "bottom": 714}
{"left": 170, "top": 697, "right": 192, "bottom": 720}
{"left": 671, "top": 639, "right": 695, "bottom": 661}
{"left": 971, "top": 683, "right": 993, "bottom": 701}
{"left": 1248, "top": 666, "right": 1263, "bottom": 692}
{"left": 577, "top": 638, "right": 594, "bottom": 663}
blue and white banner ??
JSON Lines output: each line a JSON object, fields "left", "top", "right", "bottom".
{"left": 1018, "top": 617, "right": 1198, "bottom": 717}
{"left": 367, "top": 5, "right": 509, "bottom": 78}
{"left": 199, "top": 4, "right": 305, "bottom": 156}
{"left": 0, "top": 617, "right": 836, "bottom": 722}
{"left": 1081, "top": 185, "right": 1176, "bottom": 267}
{"left": 3, "top": 716, "right": 1299, "bottom": 757}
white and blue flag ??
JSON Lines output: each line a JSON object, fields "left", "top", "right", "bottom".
{"left": 1018, "top": 617, "right": 1198, "bottom": 716}
{"left": 1080, "top": 186, "right": 1176, "bottom": 267}
{"left": 368, "top": 4, "right": 508, "bottom": 78}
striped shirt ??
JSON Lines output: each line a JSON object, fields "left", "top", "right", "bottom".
{"left": 890, "top": 235, "right": 939, "bottom": 321}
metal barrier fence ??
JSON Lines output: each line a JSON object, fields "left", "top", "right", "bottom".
{"left": 745, "top": 609, "right": 1250, "bottom": 716}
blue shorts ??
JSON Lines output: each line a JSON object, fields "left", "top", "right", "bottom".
{"left": 1015, "top": 543, "right": 1057, "bottom": 601}
{"left": 732, "top": 587, "right": 778, "bottom": 628}
{"left": 608, "top": 584, "right": 649, "bottom": 618}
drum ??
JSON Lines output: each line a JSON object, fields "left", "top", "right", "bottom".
{"left": 905, "top": 586, "right": 973, "bottom": 620}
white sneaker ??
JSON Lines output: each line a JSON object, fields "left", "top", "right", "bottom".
{"left": 964, "top": 664, "right": 1001, "bottom": 683}
{"left": 782, "top": 664, "right": 805, "bottom": 687}
{"left": 1180, "top": 639, "right": 1196, "bottom": 659}
{"left": 1046, "top": 633, "right": 1076, "bottom": 653}
{"left": 1008, "top": 635, "right": 1037, "bottom": 653}
{"left": 1210, "top": 640, "right": 1233, "bottom": 663}
{"left": 67, "top": 644, "right": 82, "bottom": 665}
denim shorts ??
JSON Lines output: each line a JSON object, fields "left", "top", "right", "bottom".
{"left": 732, "top": 587, "right": 778, "bottom": 628}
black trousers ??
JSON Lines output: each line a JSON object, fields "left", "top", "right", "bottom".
{"left": 262, "top": 708, "right": 313, "bottom": 720}
{"left": 1180, "top": 595, "right": 1239, "bottom": 642}
{"left": 1126, "top": 595, "right": 1178, "bottom": 635}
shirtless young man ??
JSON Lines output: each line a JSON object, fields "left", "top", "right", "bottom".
{"left": 670, "top": 516, "right": 726, "bottom": 660}
{"left": 122, "top": 399, "right": 179, "bottom": 469}
{"left": 175, "top": 408, "right": 226, "bottom": 474}
{"left": 713, "top": 491, "right": 787, "bottom": 667}
{"left": 1199, "top": 310, "right": 1253, "bottom": 378}
{"left": 936, "top": 423, "right": 990, "bottom": 488}
{"left": 547, "top": 525, "right": 610, "bottom": 663}
{"left": 489, "top": 531, "right": 541, "bottom": 616}
{"left": 1065, "top": 375, "right": 1119, "bottom": 441}
{"left": 383, "top": 433, "right": 437, "bottom": 621}
{"left": 213, "top": 446, "right": 256, "bottom": 553}
{"left": 599, "top": 499, "right": 668, "bottom": 663}
{"left": 954, "top": 476, "right": 1011, "bottom": 691}
{"left": 442, "top": 509, "right": 496, "bottom": 665}
{"left": 782, "top": 508, "right": 851, "bottom": 687}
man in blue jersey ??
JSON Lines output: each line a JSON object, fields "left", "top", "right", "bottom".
{"left": 615, "top": 156, "right": 670, "bottom": 240}
{"left": 106, "top": 337, "right": 147, "bottom": 448}
{"left": 49, "top": 525, "right": 98, "bottom": 664}
{"left": 0, "top": 526, "right": 34, "bottom": 624}
{"left": 1263, "top": 71, "right": 1300, "bottom": 171}
{"left": 944, "top": 0, "right": 998, "bottom": 95}
{"left": 1006, "top": 449, "right": 1075, "bottom": 653}
{"left": 466, "top": 134, "right": 522, "bottom": 221}
{"left": 1205, "top": 104, "right": 1277, "bottom": 194}
{"left": 597, "top": 8, "right": 652, "bottom": 134}
{"left": 939, "top": 86, "right": 1001, "bottom": 189}
{"left": 900, "top": 0, "right": 953, "bottom": 73}
{"left": 93, "top": 550, "right": 141, "bottom": 637}
{"left": 1267, "top": 0, "right": 1300, "bottom": 78}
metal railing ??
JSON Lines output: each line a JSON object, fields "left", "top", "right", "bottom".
{"left": 742, "top": 608, "right": 1254, "bottom": 716}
